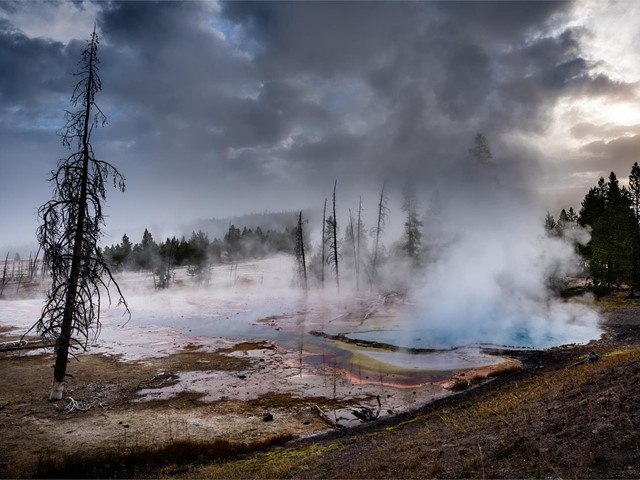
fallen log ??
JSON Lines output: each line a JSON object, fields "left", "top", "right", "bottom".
{"left": 568, "top": 351, "right": 600, "bottom": 369}
{"left": 312, "top": 404, "right": 343, "bottom": 429}
{"left": 0, "top": 339, "right": 54, "bottom": 353}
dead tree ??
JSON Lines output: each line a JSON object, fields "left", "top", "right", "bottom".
{"left": 29, "top": 29, "right": 129, "bottom": 400}
{"left": 348, "top": 209, "right": 357, "bottom": 289}
{"left": 370, "top": 182, "right": 389, "bottom": 287}
{"left": 321, "top": 198, "right": 327, "bottom": 289}
{"left": 29, "top": 247, "right": 41, "bottom": 281}
{"left": 294, "top": 211, "right": 308, "bottom": 290}
{"left": 326, "top": 180, "right": 339, "bottom": 293}
{"left": 0, "top": 252, "right": 8, "bottom": 297}
{"left": 356, "top": 197, "right": 363, "bottom": 291}
{"left": 329, "top": 180, "right": 340, "bottom": 293}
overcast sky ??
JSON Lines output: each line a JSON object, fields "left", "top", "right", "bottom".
{"left": 1, "top": 0, "right": 640, "bottom": 253}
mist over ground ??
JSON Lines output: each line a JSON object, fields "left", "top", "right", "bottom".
{"left": 2, "top": 1, "right": 628, "bottom": 348}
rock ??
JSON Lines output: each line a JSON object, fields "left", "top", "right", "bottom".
{"left": 263, "top": 413, "right": 274, "bottom": 422}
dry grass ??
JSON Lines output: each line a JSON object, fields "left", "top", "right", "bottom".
{"left": 31, "top": 435, "right": 295, "bottom": 479}
{"left": 188, "top": 442, "right": 341, "bottom": 479}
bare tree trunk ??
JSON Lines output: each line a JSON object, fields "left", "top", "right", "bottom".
{"left": 30, "top": 247, "right": 40, "bottom": 281}
{"left": 295, "top": 211, "right": 308, "bottom": 290}
{"left": 349, "top": 208, "right": 357, "bottom": 290}
{"left": 356, "top": 197, "right": 362, "bottom": 291}
{"left": 50, "top": 37, "right": 95, "bottom": 401}
{"left": 0, "top": 252, "right": 8, "bottom": 297}
{"left": 332, "top": 180, "right": 339, "bottom": 293}
{"left": 321, "top": 198, "right": 327, "bottom": 289}
{"left": 16, "top": 258, "right": 23, "bottom": 292}
{"left": 371, "top": 182, "right": 387, "bottom": 287}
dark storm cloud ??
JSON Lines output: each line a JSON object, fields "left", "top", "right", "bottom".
{"left": 2, "top": 0, "right": 639, "bottom": 249}
{"left": 437, "top": 1, "right": 567, "bottom": 41}
{"left": 222, "top": 1, "right": 420, "bottom": 77}
{"left": 434, "top": 44, "right": 493, "bottom": 120}
{"left": 0, "top": 19, "right": 72, "bottom": 114}
{"left": 220, "top": 2, "right": 557, "bottom": 183}
{"left": 90, "top": 1, "right": 636, "bottom": 192}
{"left": 219, "top": 1, "right": 634, "bottom": 189}
{"left": 91, "top": 0, "right": 347, "bottom": 184}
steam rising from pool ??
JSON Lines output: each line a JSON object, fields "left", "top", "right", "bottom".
{"left": 395, "top": 141, "right": 602, "bottom": 350}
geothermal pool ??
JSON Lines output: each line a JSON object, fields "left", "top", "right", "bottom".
{"left": 0, "top": 256, "right": 602, "bottom": 391}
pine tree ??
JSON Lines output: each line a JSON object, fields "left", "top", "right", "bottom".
{"left": 544, "top": 212, "right": 556, "bottom": 235}
{"left": 469, "top": 133, "right": 494, "bottom": 165}
{"left": 629, "top": 163, "right": 640, "bottom": 287}
{"left": 630, "top": 162, "right": 640, "bottom": 222}
{"left": 580, "top": 172, "right": 638, "bottom": 290}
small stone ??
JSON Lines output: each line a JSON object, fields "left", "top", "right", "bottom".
{"left": 263, "top": 413, "right": 274, "bottom": 422}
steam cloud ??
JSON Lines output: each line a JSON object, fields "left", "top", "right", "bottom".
{"left": 403, "top": 145, "right": 601, "bottom": 349}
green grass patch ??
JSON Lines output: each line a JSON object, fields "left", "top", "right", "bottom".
{"left": 194, "top": 441, "right": 342, "bottom": 479}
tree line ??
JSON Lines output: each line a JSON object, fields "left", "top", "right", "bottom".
{"left": 547, "top": 163, "right": 640, "bottom": 294}
{"left": 103, "top": 225, "right": 299, "bottom": 286}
